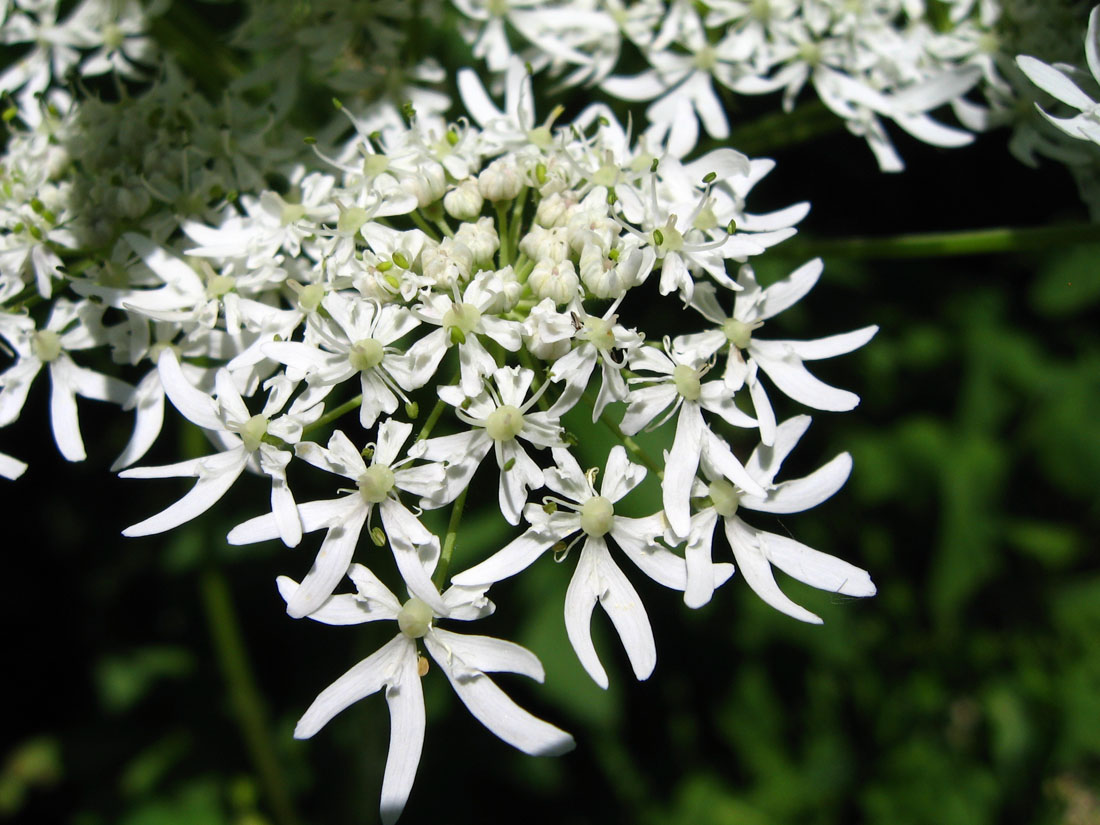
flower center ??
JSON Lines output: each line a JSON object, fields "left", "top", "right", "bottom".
{"left": 337, "top": 206, "right": 369, "bottom": 235}
{"left": 280, "top": 202, "right": 307, "bottom": 226}
{"left": 580, "top": 495, "right": 615, "bottom": 537}
{"left": 673, "top": 364, "right": 702, "bottom": 401}
{"left": 397, "top": 598, "right": 434, "bottom": 638}
{"left": 708, "top": 479, "right": 740, "bottom": 518}
{"left": 206, "top": 274, "right": 235, "bottom": 298}
{"left": 486, "top": 405, "right": 525, "bottom": 441}
{"left": 240, "top": 414, "right": 269, "bottom": 453}
{"left": 722, "top": 318, "right": 754, "bottom": 350}
{"left": 442, "top": 302, "right": 481, "bottom": 345}
{"left": 357, "top": 464, "right": 395, "bottom": 503}
{"left": 348, "top": 338, "right": 385, "bottom": 372}
{"left": 32, "top": 329, "right": 62, "bottom": 362}
{"left": 579, "top": 316, "right": 616, "bottom": 351}
{"left": 296, "top": 282, "right": 325, "bottom": 313}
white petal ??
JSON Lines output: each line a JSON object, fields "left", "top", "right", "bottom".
{"left": 600, "top": 445, "right": 646, "bottom": 503}
{"left": 427, "top": 627, "right": 544, "bottom": 680}
{"left": 48, "top": 361, "right": 85, "bottom": 462}
{"left": 450, "top": 527, "right": 560, "bottom": 586}
{"left": 276, "top": 576, "right": 386, "bottom": 625}
{"left": 287, "top": 506, "right": 368, "bottom": 618}
{"left": 1016, "top": 55, "right": 1095, "bottom": 111}
{"left": 227, "top": 496, "right": 356, "bottom": 544}
{"left": 157, "top": 348, "right": 221, "bottom": 430}
{"left": 294, "top": 634, "right": 414, "bottom": 737}
{"left": 662, "top": 404, "right": 703, "bottom": 538}
{"left": 743, "top": 453, "right": 852, "bottom": 514}
{"left": 683, "top": 509, "right": 719, "bottom": 609}
{"left": 380, "top": 650, "right": 425, "bottom": 825}
{"left": 760, "top": 530, "right": 876, "bottom": 598}
{"left": 122, "top": 449, "right": 248, "bottom": 536}
{"left": 612, "top": 514, "right": 688, "bottom": 590}
{"left": 425, "top": 631, "right": 574, "bottom": 757}
{"left": 725, "top": 517, "right": 822, "bottom": 624}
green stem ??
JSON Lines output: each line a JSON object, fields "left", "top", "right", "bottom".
{"left": 582, "top": 390, "right": 664, "bottom": 479}
{"left": 199, "top": 564, "right": 301, "bottom": 825}
{"left": 495, "top": 201, "right": 512, "bottom": 267}
{"left": 300, "top": 394, "right": 363, "bottom": 438}
{"left": 409, "top": 210, "right": 442, "bottom": 242}
{"left": 433, "top": 486, "right": 468, "bottom": 589}
{"left": 780, "top": 223, "right": 1100, "bottom": 260}
{"left": 416, "top": 396, "right": 448, "bottom": 442}
{"left": 728, "top": 100, "right": 842, "bottom": 157}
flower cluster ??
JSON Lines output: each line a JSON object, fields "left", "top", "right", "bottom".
{"left": 0, "top": 37, "right": 881, "bottom": 814}
{"left": 42, "top": 0, "right": 1100, "bottom": 820}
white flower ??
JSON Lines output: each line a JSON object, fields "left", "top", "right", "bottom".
{"left": 682, "top": 415, "right": 875, "bottom": 618}
{"left": 0, "top": 299, "right": 131, "bottom": 462}
{"left": 1017, "top": 6, "right": 1100, "bottom": 146}
{"left": 418, "top": 365, "right": 563, "bottom": 525}
{"left": 622, "top": 343, "right": 763, "bottom": 539}
{"left": 454, "top": 445, "right": 732, "bottom": 688}
{"left": 263, "top": 291, "right": 422, "bottom": 429}
{"left": 121, "top": 352, "right": 321, "bottom": 545}
{"left": 228, "top": 420, "right": 447, "bottom": 618}
{"left": 677, "top": 264, "right": 879, "bottom": 446}
{"left": 279, "top": 562, "right": 573, "bottom": 825}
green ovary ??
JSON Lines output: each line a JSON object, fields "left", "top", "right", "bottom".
{"left": 349, "top": 338, "right": 385, "bottom": 372}
{"left": 580, "top": 495, "right": 614, "bottom": 537}
{"left": 673, "top": 364, "right": 702, "bottom": 401}
{"left": 358, "top": 464, "right": 395, "bottom": 503}
{"left": 486, "top": 405, "right": 525, "bottom": 441}
{"left": 708, "top": 479, "right": 740, "bottom": 518}
{"left": 397, "top": 598, "right": 434, "bottom": 638}
{"left": 240, "top": 414, "right": 269, "bottom": 453}
{"left": 31, "top": 330, "right": 62, "bottom": 362}
{"left": 722, "top": 318, "right": 754, "bottom": 350}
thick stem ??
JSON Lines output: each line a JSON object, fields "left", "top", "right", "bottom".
{"left": 781, "top": 223, "right": 1100, "bottom": 260}
{"left": 199, "top": 563, "right": 302, "bottom": 825}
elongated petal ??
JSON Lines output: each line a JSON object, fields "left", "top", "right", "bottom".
{"left": 380, "top": 650, "right": 425, "bottom": 825}
{"left": 742, "top": 453, "right": 852, "bottom": 514}
{"left": 761, "top": 530, "right": 876, "bottom": 598}
{"left": 287, "top": 506, "right": 368, "bottom": 618}
{"left": 227, "top": 496, "right": 357, "bottom": 544}
{"left": 295, "top": 634, "right": 414, "bottom": 738}
{"left": 601, "top": 444, "right": 646, "bottom": 503}
{"left": 157, "top": 348, "right": 221, "bottom": 430}
{"left": 750, "top": 345, "right": 862, "bottom": 412}
{"left": 428, "top": 627, "right": 544, "bottom": 680}
{"left": 612, "top": 514, "right": 687, "bottom": 590}
{"left": 276, "top": 576, "right": 389, "bottom": 625}
{"left": 724, "top": 516, "right": 822, "bottom": 624}
{"left": 122, "top": 449, "right": 248, "bottom": 536}
{"left": 451, "top": 527, "right": 560, "bottom": 586}
{"left": 425, "top": 632, "right": 574, "bottom": 757}
{"left": 111, "top": 371, "right": 165, "bottom": 471}
{"left": 1016, "top": 55, "right": 1095, "bottom": 110}
{"left": 49, "top": 361, "right": 85, "bottom": 462}
{"left": 683, "top": 509, "right": 719, "bottom": 609}
{"left": 381, "top": 499, "right": 447, "bottom": 614}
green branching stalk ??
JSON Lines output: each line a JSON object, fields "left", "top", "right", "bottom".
{"left": 781, "top": 223, "right": 1100, "bottom": 259}
{"left": 582, "top": 390, "right": 664, "bottom": 479}
{"left": 433, "top": 485, "right": 468, "bottom": 589}
{"left": 300, "top": 394, "right": 363, "bottom": 439}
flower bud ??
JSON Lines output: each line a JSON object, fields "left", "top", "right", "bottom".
{"left": 528, "top": 258, "right": 580, "bottom": 306}
{"left": 522, "top": 298, "right": 574, "bottom": 361}
{"left": 444, "top": 178, "right": 484, "bottom": 220}
{"left": 519, "top": 225, "right": 570, "bottom": 263}
{"left": 403, "top": 162, "right": 447, "bottom": 208}
{"left": 534, "top": 191, "right": 576, "bottom": 228}
{"left": 478, "top": 157, "right": 523, "bottom": 202}
{"left": 454, "top": 216, "right": 500, "bottom": 262}
{"left": 421, "top": 238, "right": 474, "bottom": 288}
